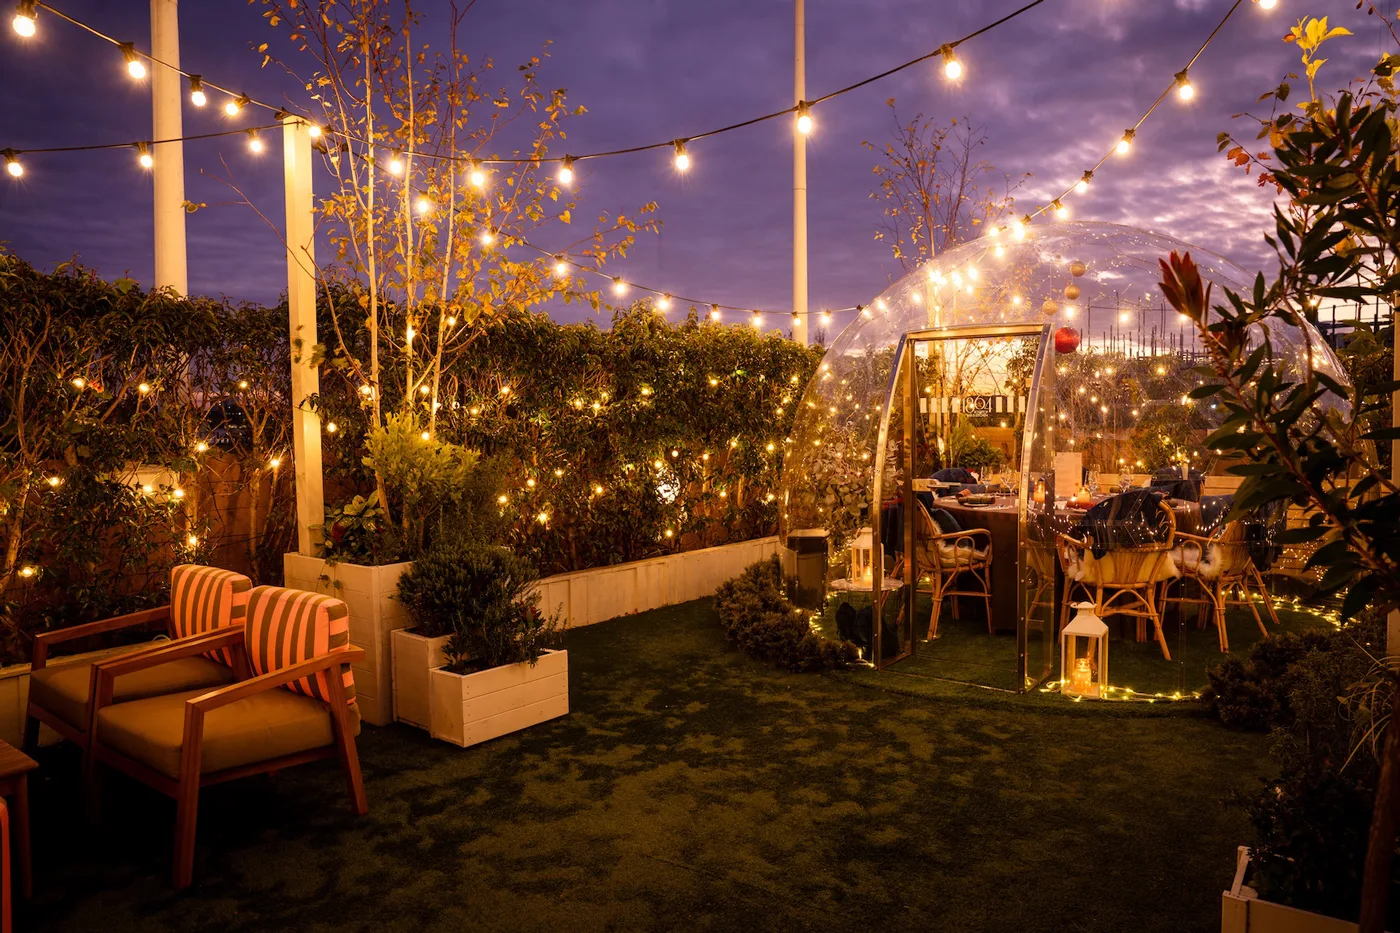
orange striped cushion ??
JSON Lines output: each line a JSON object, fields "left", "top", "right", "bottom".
{"left": 244, "top": 586, "right": 355, "bottom": 704}
{"left": 169, "top": 564, "right": 253, "bottom": 666}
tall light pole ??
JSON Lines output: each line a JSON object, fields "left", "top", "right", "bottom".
{"left": 792, "top": 0, "right": 809, "bottom": 346}
{"left": 150, "top": 0, "right": 187, "bottom": 294}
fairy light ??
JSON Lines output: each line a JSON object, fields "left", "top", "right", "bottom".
{"left": 557, "top": 156, "right": 575, "bottom": 186}
{"left": 188, "top": 75, "right": 206, "bottom": 107}
{"left": 120, "top": 43, "right": 146, "bottom": 80}
{"left": 137, "top": 382, "right": 151, "bottom": 394}
{"left": 224, "top": 94, "right": 249, "bottom": 117}
{"left": 480, "top": 228, "right": 496, "bottom": 246}
{"left": 420, "top": 430, "right": 430, "bottom": 441}
{"left": 12, "top": 0, "right": 35, "bottom": 37}
{"left": 3, "top": 150, "right": 21, "bottom": 178}
{"left": 552, "top": 256, "right": 568, "bottom": 278}
{"left": 70, "top": 377, "right": 85, "bottom": 389}
{"left": 187, "top": 534, "right": 199, "bottom": 547}
{"left": 673, "top": 140, "right": 690, "bottom": 173}
{"left": 1117, "top": 128, "right": 1134, "bottom": 155}
{"left": 497, "top": 494, "right": 509, "bottom": 505}
{"left": 388, "top": 152, "right": 404, "bottom": 175}
{"left": 468, "top": 162, "right": 487, "bottom": 188}
{"left": 795, "top": 101, "right": 813, "bottom": 135}
{"left": 247, "top": 130, "right": 264, "bottom": 154}
{"left": 18, "top": 566, "right": 35, "bottom": 578}
{"left": 359, "top": 384, "right": 373, "bottom": 396}
{"left": 172, "top": 487, "right": 185, "bottom": 498}
{"left": 268, "top": 456, "right": 281, "bottom": 469}
{"left": 940, "top": 44, "right": 962, "bottom": 80}
{"left": 1175, "top": 70, "right": 1194, "bottom": 101}
{"left": 195, "top": 441, "right": 209, "bottom": 452}
{"left": 45, "top": 476, "right": 61, "bottom": 487}
{"left": 137, "top": 142, "right": 153, "bottom": 169}
{"left": 415, "top": 195, "right": 432, "bottom": 215}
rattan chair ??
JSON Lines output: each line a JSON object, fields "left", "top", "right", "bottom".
{"left": 1057, "top": 499, "right": 1180, "bottom": 659}
{"left": 913, "top": 502, "right": 994, "bottom": 639}
{"left": 1162, "top": 520, "right": 1280, "bottom": 652}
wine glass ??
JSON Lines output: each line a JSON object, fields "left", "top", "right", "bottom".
{"left": 1087, "top": 465, "right": 1101, "bottom": 495}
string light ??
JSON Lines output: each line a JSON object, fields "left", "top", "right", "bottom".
{"left": 1175, "top": 70, "right": 1194, "bottom": 101}
{"left": 194, "top": 441, "right": 209, "bottom": 452}
{"left": 557, "top": 156, "right": 575, "bottom": 185}
{"left": 751, "top": 311, "right": 763, "bottom": 329}
{"left": 388, "top": 152, "right": 404, "bottom": 175}
{"left": 468, "top": 162, "right": 487, "bottom": 188}
{"left": 137, "top": 381, "right": 151, "bottom": 393}
{"left": 710, "top": 305, "right": 722, "bottom": 322}
{"left": 188, "top": 75, "right": 206, "bottom": 107}
{"left": 307, "top": 123, "right": 322, "bottom": 139}
{"left": 795, "top": 101, "right": 813, "bottom": 135}
{"left": 940, "top": 44, "right": 963, "bottom": 80}
{"left": 268, "top": 457, "right": 281, "bottom": 469}
{"left": 1052, "top": 199, "right": 1067, "bottom": 220}
{"left": 11, "top": 0, "right": 35, "bottom": 37}
{"left": 1116, "top": 128, "right": 1134, "bottom": 155}
{"left": 224, "top": 94, "right": 249, "bottom": 117}
{"left": 120, "top": 43, "right": 146, "bottom": 80}
{"left": 3, "top": 150, "right": 21, "bottom": 178}
{"left": 136, "top": 142, "right": 152, "bottom": 169}
{"left": 673, "top": 140, "right": 690, "bottom": 173}
{"left": 18, "top": 566, "right": 35, "bottom": 578}
{"left": 552, "top": 256, "right": 568, "bottom": 278}
{"left": 656, "top": 294, "right": 672, "bottom": 312}
{"left": 1075, "top": 170, "right": 1093, "bottom": 193}
{"left": 415, "top": 195, "right": 432, "bottom": 215}
{"left": 1255, "top": 0, "right": 1277, "bottom": 9}
{"left": 247, "top": 130, "right": 263, "bottom": 154}
{"left": 612, "top": 277, "right": 628, "bottom": 297}
{"left": 479, "top": 228, "right": 495, "bottom": 246}
{"left": 822, "top": 311, "right": 832, "bottom": 326}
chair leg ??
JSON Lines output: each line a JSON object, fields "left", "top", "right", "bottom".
{"left": 1252, "top": 565, "right": 1282, "bottom": 626}
{"left": 984, "top": 592, "right": 994, "bottom": 635}
{"left": 1244, "top": 582, "right": 1268, "bottom": 638}
{"left": 1146, "top": 588, "right": 1172, "bottom": 661}
{"left": 1212, "top": 583, "right": 1229, "bottom": 653}
{"left": 926, "top": 594, "right": 943, "bottom": 640}
{"left": 172, "top": 780, "right": 200, "bottom": 890}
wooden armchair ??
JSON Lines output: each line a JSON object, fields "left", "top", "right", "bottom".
{"left": 1162, "top": 520, "right": 1279, "bottom": 653}
{"left": 24, "top": 565, "right": 252, "bottom": 768}
{"left": 89, "top": 585, "right": 367, "bottom": 890}
{"left": 913, "top": 502, "right": 993, "bottom": 639}
{"left": 1057, "top": 500, "right": 1180, "bottom": 659}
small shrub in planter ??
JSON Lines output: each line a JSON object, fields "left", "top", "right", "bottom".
{"left": 714, "top": 557, "right": 859, "bottom": 672}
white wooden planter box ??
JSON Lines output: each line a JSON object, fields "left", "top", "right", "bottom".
{"left": 428, "top": 649, "right": 568, "bottom": 747}
{"left": 284, "top": 553, "right": 412, "bottom": 726}
{"left": 531, "top": 536, "right": 778, "bottom": 629}
{"left": 390, "top": 627, "right": 450, "bottom": 730}
{"left": 1222, "top": 846, "right": 1384, "bottom": 933}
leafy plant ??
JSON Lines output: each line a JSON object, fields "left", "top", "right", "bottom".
{"left": 362, "top": 412, "right": 479, "bottom": 558}
{"left": 714, "top": 557, "right": 860, "bottom": 672}
{"left": 396, "top": 539, "right": 562, "bottom": 669}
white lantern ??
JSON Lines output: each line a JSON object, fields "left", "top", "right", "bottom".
{"left": 849, "top": 527, "right": 874, "bottom": 584}
{"left": 1060, "top": 602, "right": 1109, "bottom": 699}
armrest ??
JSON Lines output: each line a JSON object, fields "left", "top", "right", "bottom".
{"left": 1175, "top": 532, "right": 1210, "bottom": 545}
{"left": 929, "top": 528, "right": 992, "bottom": 546}
{"left": 92, "top": 628, "right": 244, "bottom": 713}
{"left": 1056, "top": 532, "right": 1091, "bottom": 551}
{"left": 32, "top": 606, "right": 170, "bottom": 671}
{"left": 188, "top": 647, "right": 366, "bottom": 713}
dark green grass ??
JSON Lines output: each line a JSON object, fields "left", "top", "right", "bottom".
{"left": 21, "top": 599, "right": 1272, "bottom": 932}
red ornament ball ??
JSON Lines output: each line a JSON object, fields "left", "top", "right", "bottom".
{"left": 1054, "top": 327, "right": 1081, "bottom": 354}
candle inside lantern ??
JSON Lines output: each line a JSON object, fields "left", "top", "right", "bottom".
{"left": 1033, "top": 479, "right": 1046, "bottom": 504}
{"left": 1070, "top": 656, "right": 1093, "bottom": 692}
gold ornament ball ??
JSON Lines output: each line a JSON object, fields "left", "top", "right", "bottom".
{"left": 1041, "top": 298, "right": 1059, "bottom": 317}
{"left": 1064, "top": 283, "right": 1081, "bottom": 301}
{"left": 1070, "top": 260, "right": 1087, "bottom": 277}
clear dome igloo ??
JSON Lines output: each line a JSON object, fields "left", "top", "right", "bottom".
{"left": 778, "top": 221, "right": 1348, "bottom": 694}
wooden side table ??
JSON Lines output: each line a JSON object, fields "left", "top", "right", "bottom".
{"left": 0, "top": 741, "right": 36, "bottom": 900}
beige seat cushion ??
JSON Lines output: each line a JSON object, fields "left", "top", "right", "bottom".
{"left": 1070, "top": 550, "right": 1180, "bottom": 586}
{"left": 30, "top": 653, "right": 235, "bottom": 732}
{"left": 96, "top": 686, "right": 360, "bottom": 779}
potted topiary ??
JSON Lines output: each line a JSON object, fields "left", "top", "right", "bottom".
{"left": 422, "top": 543, "right": 567, "bottom": 747}
{"left": 391, "top": 545, "right": 460, "bottom": 729}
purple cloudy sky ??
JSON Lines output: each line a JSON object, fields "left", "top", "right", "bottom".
{"left": 0, "top": 0, "right": 1393, "bottom": 327}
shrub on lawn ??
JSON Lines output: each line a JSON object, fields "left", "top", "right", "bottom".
{"left": 714, "top": 557, "right": 859, "bottom": 672}
{"left": 1200, "top": 628, "right": 1337, "bottom": 730}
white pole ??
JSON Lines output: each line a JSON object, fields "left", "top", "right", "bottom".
{"left": 282, "top": 116, "right": 324, "bottom": 556}
{"left": 149, "top": 0, "right": 187, "bottom": 295}
{"left": 792, "top": 0, "right": 809, "bottom": 346}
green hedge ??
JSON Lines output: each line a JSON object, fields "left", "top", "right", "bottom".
{"left": 714, "top": 557, "right": 860, "bottom": 672}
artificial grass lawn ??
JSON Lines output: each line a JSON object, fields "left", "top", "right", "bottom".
{"left": 23, "top": 598, "right": 1274, "bottom": 932}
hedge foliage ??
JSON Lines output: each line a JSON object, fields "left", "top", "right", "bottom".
{"left": 714, "top": 557, "right": 860, "bottom": 672}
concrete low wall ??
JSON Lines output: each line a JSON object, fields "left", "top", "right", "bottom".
{"left": 533, "top": 536, "right": 778, "bottom": 628}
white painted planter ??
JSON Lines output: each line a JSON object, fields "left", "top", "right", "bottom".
{"left": 390, "top": 627, "right": 450, "bottom": 730}
{"left": 283, "top": 554, "right": 412, "bottom": 726}
{"left": 1222, "top": 846, "right": 1382, "bottom": 933}
{"left": 531, "top": 536, "right": 778, "bottom": 629}
{"left": 428, "top": 649, "right": 568, "bottom": 748}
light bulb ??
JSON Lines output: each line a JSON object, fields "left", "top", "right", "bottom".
{"left": 1053, "top": 200, "right": 1068, "bottom": 220}
{"left": 388, "top": 153, "right": 403, "bottom": 175}
{"left": 558, "top": 157, "right": 575, "bottom": 185}
{"left": 224, "top": 95, "right": 248, "bottom": 117}
{"left": 552, "top": 256, "right": 568, "bottom": 278}
{"left": 1116, "top": 129, "right": 1134, "bottom": 155}
{"left": 12, "top": 1, "right": 35, "bottom": 37}
{"left": 612, "top": 278, "right": 628, "bottom": 297}
{"left": 1256, "top": 0, "right": 1276, "bottom": 9}
{"left": 822, "top": 311, "right": 832, "bottom": 326}
{"left": 940, "top": 45, "right": 963, "bottom": 80}
{"left": 656, "top": 294, "right": 672, "bottom": 311}
{"left": 415, "top": 196, "right": 432, "bottom": 215}
{"left": 710, "top": 305, "right": 722, "bottom": 322}
{"left": 796, "top": 102, "right": 813, "bottom": 135}
{"left": 137, "top": 143, "right": 153, "bottom": 169}
{"left": 189, "top": 75, "right": 206, "bottom": 107}
{"left": 751, "top": 312, "right": 763, "bottom": 329}
{"left": 469, "top": 163, "right": 486, "bottom": 188}
{"left": 1075, "top": 171, "right": 1092, "bottom": 193}
{"left": 307, "top": 123, "right": 322, "bottom": 139}
{"left": 195, "top": 441, "right": 209, "bottom": 452}
{"left": 5, "top": 151, "right": 23, "bottom": 178}
{"left": 268, "top": 457, "right": 281, "bottom": 469}
{"left": 1176, "top": 71, "right": 1194, "bottom": 101}
{"left": 673, "top": 140, "right": 690, "bottom": 173}
{"left": 480, "top": 228, "right": 495, "bottom": 246}
{"left": 187, "top": 534, "right": 199, "bottom": 547}
{"left": 122, "top": 45, "right": 146, "bottom": 80}
{"left": 137, "top": 382, "right": 151, "bottom": 393}
{"left": 248, "top": 131, "right": 264, "bottom": 154}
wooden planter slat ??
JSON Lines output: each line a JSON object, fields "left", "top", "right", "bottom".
{"left": 429, "top": 649, "right": 568, "bottom": 747}
{"left": 390, "top": 628, "right": 450, "bottom": 729}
